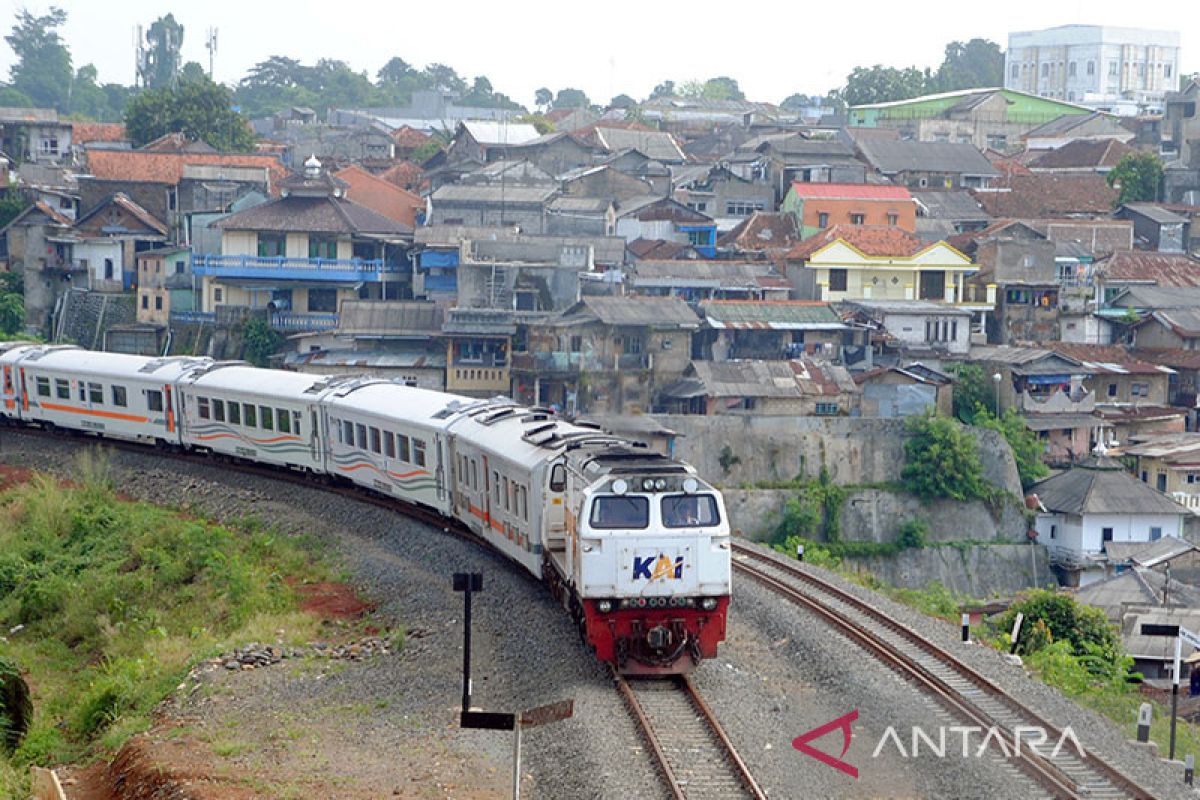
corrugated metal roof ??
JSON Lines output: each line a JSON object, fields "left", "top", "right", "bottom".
{"left": 700, "top": 301, "right": 845, "bottom": 329}
{"left": 663, "top": 358, "right": 858, "bottom": 399}
{"left": 575, "top": 295, "right": 700, "bottom": 328}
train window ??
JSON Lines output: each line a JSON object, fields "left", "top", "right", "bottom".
{"left": 493, "top": 471, "right": 501, "bottom": 504}
{"left": 355, "top": 423, "right": 366, "bottom": 449}
{"left": 519, "top": 486, "right": 527, "bottom": 521}
{"left": 549, "top": 463, "right": 566, "bottom": 492}
{"left": 228, "top": 401, "right": 241, "bottom": 425}
{"left": 470, "top": 460, "right": 478, "bottom": 489}
{"left": 213, "top": 399, "right": 226, "bottom": 422}
{"left": 292, "top": 410, "right": 302, "bottom": 434}
{"left": 662, "top": 495, "right": 721, "bottom": 528}
{"left": 398, "top": 434, "right": 410, "bottom": 462}
{"left": 414, "top": 439, "right": 426, "bottom": 467}
{"left": 503, "top": 476, "right": 510, "bottom": 511}
{"left": 55, "top": 379, "right": 70, "bottom": 400}
{"left": 243, "top": 404, "right": 257, "bottom": 427}
{"left": 590, "top": 496, "right": 649, "bottom": 530}
{"left": 111, "top": 385, "right": 127, "bottom": 407}
{"left": 260, "top": 406, "right": 273, "bottom": 430}
{"left": 369, "top": 427, "right": 382, "bottom": 454}
{"left": 277, "top": 409, "right": 291, "bottom": 434}
{"left": 147, "top": 390, "right": 163, "bottom": 411}
{"left": 35, "top": 376, "right": 50, "bottom": 397}
{"left": 342, "top": 420, "right": 353, "bottom": 445}
{"left": 78, "top": 382, "right": 86, "bottom": 402}
{"left": 198, "top": 397, "right": 210, "bottom": 419}
{"left": 384, "top": 432, "right": 396, "bottom": 458}
{"left": 88, "top": 383, "right": 103, "bottom": 404}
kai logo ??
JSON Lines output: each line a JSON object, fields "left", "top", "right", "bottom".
{"left": 632, "top": 554, "right": 684, "bottom": 581}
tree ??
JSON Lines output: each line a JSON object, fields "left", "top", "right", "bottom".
{"left": 649, "top": 80, "right": 676, "bottom": 99}
{"left": 0, "top": 190, "right": 28, "bottom": 230}
{"left": 552, "top": 88, "right": 590, "bottom": 109}
{"left": 1107, "top": 152, "right": 1163, "bottom": 205}
{"left": 998, "top": 590, "right": 1123, "bottom": 666}
{"left": 5, "top": 7, "right": 72, "bottom": 111}
{"left": 947, "top": 363, "right": 992, "bottom": 424}
{"left": 139, "top": 14, "right": 184, "bottom": 89}
{"left": 843, "top": 65, "right": 927, "bottom": 106}
{"left": 534, "top": 87, "right": 552, "bottom": 111}
{"left": 976, "top": 408, "right": 1050, "bottom": 489}
{"left": 780, "top": 93, "right": 811, "bottom": 112}
{"left": 515, "top": 113, "right": 553, "bottom": 135}
{"left": 69, "top": 64, "right": 111, "bottom": 120}
{"left": 241, "top": 316, "right": 283, "bottom": 367}
{"left": 700, "top": 76, "right": 744, "bottom": 101}
{"left": 609, "top": 93, "right": 636, "bottom": 109}
{"left": 930, "top": 39, "right": 1003, "bottom": 93}
{"left": 901, "top": 413, "right": 989, "bottom": 501}
{"left": 126, "top": 76, "right": 255, "bottom": 152}
{"left": 377, "top": 57, "right": 416, "bottom": 86}
{"left": 422, "top": 63, "right": 466, "bottom": 94}
{"left": 179, "top": 61, "right": 207, "bottom": 85}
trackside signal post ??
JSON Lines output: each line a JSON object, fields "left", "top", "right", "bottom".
{"left": 1140, "top": 622, "right": 1200, "bottom": 762}
{"left": 453, "top": 572, "right": 573, "bottom": 799}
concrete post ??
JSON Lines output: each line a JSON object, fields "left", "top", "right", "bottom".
{"left": 1137, "top": 703, "right": 1152, "bottom": 743}
{"left": 961, "top": 613, "right": 970, "bottom": 643}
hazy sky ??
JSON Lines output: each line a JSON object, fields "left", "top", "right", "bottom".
{"left": 1, "top": 0, "right": 1194, "bottom": 106}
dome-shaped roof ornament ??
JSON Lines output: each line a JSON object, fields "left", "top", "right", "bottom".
{"left": 304, "top": 154, "right": 321, "bottom": 178}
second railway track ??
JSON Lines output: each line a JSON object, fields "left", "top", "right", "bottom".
{"left": 733, "top": 541, "right": 1152, "bottom": 800}
{"left": 614, "top": 670, "right": 767, "bottom": 800}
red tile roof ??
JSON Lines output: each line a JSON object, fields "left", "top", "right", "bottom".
{"left": 392, "top": 125, "right": 431, "bottom": 148}
{"left": 84, "top": 148, "right": 288, "bottom": 191}
{"left": 71, "top": 122, "right": 126, "bottom": 144}
{"left": 787, "top": 182, "right": 912, "bottom": 200}
{"left": 1133, "top": 348, "right": 1200, "bottom": 370}
{"left": 1027, "top": 139, "right": 1134, "bottom": 171}
{"left": 717, "top": 211, "right": 799, "bottom": 250}
{"left": 1046, "top": 343, "right": 1168, "bottom": 375}
{"left": 333, "top": 164, "right": 422, "bottom": 227}
{"left": 377, "top": 160, "right": 423, "bottom": 192}
{"left": 971, "top": 173, "right": 1117, "bottom": 218}
{"left": 786, "top": 224, "right": 928, "bottom": 260}
{"left": 1099, "top": 251, "right": 1200, "bottom": 287}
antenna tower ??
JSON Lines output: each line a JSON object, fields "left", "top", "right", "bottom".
{"left": 206, "top": 28, "right": 219, "bottom": 78}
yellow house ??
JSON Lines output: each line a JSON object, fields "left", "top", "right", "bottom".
{"left": 786, "top": 224, "right": 992, "bottom": 306}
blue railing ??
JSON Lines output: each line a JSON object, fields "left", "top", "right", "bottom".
{"left": 192, "top": 254, "right": 399, "bottom": 282}
{"left": 270, "top": 312, "right": 339, "bottom": 332}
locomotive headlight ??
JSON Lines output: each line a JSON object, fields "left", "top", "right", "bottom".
{"left": 612, "top": 478, "right": 628, "bottom": 495}
{"left": 654, "top": 478, "right": 667, "bottom": 490}
{"left": 701, "top": 597, "right": 718, "bottom": 611}
{"left": 642, "top": 478, "right": 655, "bottom": 491}
{"left": 682, "top": 478, "right": 699, "bottom": 494}
{"left": 597, "top": 599, "right": 613, "bottom": 613}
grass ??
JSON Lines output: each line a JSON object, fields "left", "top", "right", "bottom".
{"left": 0, "top": 449, "right": 334, "bottom": 791}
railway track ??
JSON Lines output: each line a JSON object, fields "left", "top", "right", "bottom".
{"left": 613, "top": 670, "right": 767, "bottom": 800}
{"left": 732, "top": 541, "right": 1152, "bottom": 800}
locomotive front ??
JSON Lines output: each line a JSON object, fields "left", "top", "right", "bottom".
{"left": 572, "top": 466, "right": 731, "bottom": 674}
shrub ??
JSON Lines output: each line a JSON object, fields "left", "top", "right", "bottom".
{"left": 896, "top": 519, "right": 928, "bottom": 549}
{"left": 901, "top": 413, "right": 989, "bottom": 502}
{"left": 998, "top": 589, "right": 1123, "bottom": 668}
{"left": 975, "top": 408, "right": 1049, "bottom": 489}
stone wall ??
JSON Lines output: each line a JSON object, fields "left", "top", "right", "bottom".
{"left": 840, "top": 543, "right": 1056, "bottom": 597}
{"left": 56, "top": 289, "right": 136, "bottom": 348}
{"left": 655, "top": 414, "right": 1022, "bottom": 497}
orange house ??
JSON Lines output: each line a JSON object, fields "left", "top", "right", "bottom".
{"left": 782, "top": 182, "right": 915, "bottom": 238}
{"left": 333, "top": 164, "right": 423, "bottom": 228}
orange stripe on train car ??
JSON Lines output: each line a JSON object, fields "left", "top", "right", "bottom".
{"left": 40, "top": 402, "right": 149, "bottom": 424}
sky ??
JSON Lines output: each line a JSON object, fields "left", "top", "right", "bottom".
{"left": 0, "top": 0, "right": 1194, "bottom": 107}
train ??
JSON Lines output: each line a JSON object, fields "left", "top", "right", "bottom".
{"left": 0, "top": 343, "right": 731, "bottom": 674}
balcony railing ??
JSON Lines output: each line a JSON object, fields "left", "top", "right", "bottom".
{"left": 170, "top": 310, "right": 217, "bottom": 325}
{"left": 512, "top": 351, "right": 650, "bottom": 373}
{"left": 192, "top": 254, "right": 399, "bottom": 283}
{"left": 270, "top": 312, "right": 339, "bottom": 332}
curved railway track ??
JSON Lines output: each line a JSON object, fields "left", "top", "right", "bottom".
{"left": 613, "top": 670, "right": 767, "bottom": 800}
{"left": 732, "top": 541, "right": 1152, "bottom": 800}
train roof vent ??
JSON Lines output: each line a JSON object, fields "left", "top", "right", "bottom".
{"left": 433, "top": 398, "right": 475, "bottom": 419}
{"left": 519, "top": 413, "right": 549, "bottom": 423}
{"left": 20, "top": 345, "right": 80, "bottom": 361}
{"left": 573, "top": 420, "right": 602, "bottom": 431}
{"left": 137, "top": 356, "right": 209, "bottom": 374}
{"left": 476, "top": 407, "right": 522, "bottom": 425}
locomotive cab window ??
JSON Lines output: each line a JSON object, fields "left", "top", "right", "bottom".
{"left": 549, "top": 463, "right": 566, "bottom": 492}
{"left": 662, "top": 494, "right": 721, "bottom": 528}
{"left": 414, "top": 440, "right": 426, "bottom": 467}
{"left": 590, "top": 496, "right": 649, "bottom": 530}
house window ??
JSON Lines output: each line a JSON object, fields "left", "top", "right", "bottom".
{"left": 1041, "top": 63, "right": 1049, "bottom": 78}
{"left": 621, "top": 336, "right": 643, "bottom": 355}
{"left": 307, "top": 288, "right": 337, "bottom": 313}
{"left": 1049, "top": 524, "right": 1057, "bottom": 539}
{"left": 308, "top": 236, "right": 338, "bottom": 259}
{"left": 686, "top": 229, "right": 710, "bottom": 247}
{"left": 1109, "top": 61, "right": 1118, "bottom": 77}
{"left": 214, "top": 287, "right": 224, "bottom": 303}
{"left": 1165, "top": 64, "right": 1173, "bottom": 79}
{"left": 1107, "top": 383, "right": 1117, "bottom": 398}
{"left": 569, "top": 335, "right": 582, "bottom": 353}
{"left": 986, "top": 134, "right": 1007, "bottom": 150}
{"left": 887, "top": 213, "right": 898, "bottom": 226}
{"left": 174, "top": 260, "right": 185, "bottom": 274}
{"left": 1069, "top": 61, "right": 1076, "bottom": 77}
{"left": 1151, "top": 526, "right": 1163, "bottom": 541}
{"left": 1011, "top": 64, "right": 1019, "bottom": 79}
{"left": 1157, "top": 474, "right": 1167, "bottom": 492}
{"left": 1087, "top": 60, "right": 1095, "bottom": 76}
{"left": 1132, "top": 382, "right": 1149, "bottom": 397}
{"left": 104, "top": 259, "right": 114, "bottom": 280}
{"left": 817, "top": 212, "right": 829, "bottom": 228}
{"left": 828, "top": 269, "right": 848, "bottom": 292}
{"left": 814, "top": 402, "right": 838, "bottom": 416}
{"left": 1101, "top": 527, "right": 1114, "bottom": 552}
{"left": 849, "top": 213, "right": 865, "bottom": 225}
{"left": 257, "top": 233, "right": 286, "bottom": 257}
{"left": 141, "top": 295, "right": 149, "bottom": 310}
{"left": 38, "top": 137, "right": 58, "bottom": 155}
{"left": 1142, "top": 471, "right": 1149, "bottom": 482}
{"left": 154, "top": 296, "right": 163, "bottom": 311}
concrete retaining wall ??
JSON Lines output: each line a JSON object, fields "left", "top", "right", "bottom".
{"left": 841, "top": 543, "right": 1056, "bottom": 597}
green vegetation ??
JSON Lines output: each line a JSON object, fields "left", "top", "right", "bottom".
{"left": 769, "top": 469, "right": 846, "bottom": 543}
{"left": 840, "top": 38, "right": 1004, "bottom": 105}
{"left": 998, "top": 589, "right": 1123, "bottom": 667}
{"left": 0, "top": 449, "right": 333, "bottom": 793}
{"left": 241, "top": 316, "right": 284, "bottom": 368}
{"left": 125, "top": 74, "right": 256, "bottom": 152}
{"left": 947, "top": 363, "right": 993, "bottom": 425}
{"left": 1107, "top": 151, "right": 1163, "bottom": 205}
{"left": 902, "top": 412, "right": 990, "bottom": 502}
{"left": 0, "top": 272, "right": 24, "bottom": 337}
{"left": 975, "top": 408, "right": 1049, "bottom": 489}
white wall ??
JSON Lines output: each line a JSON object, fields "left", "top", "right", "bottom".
{"left": 1080, "top": 512, "right": 1182, "bottom": 554}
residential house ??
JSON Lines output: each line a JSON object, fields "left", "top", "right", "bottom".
{"left": 587, "top": 127, "right": 687, "bottom": 164}
{"left": 1031, "top": 454, "right": 1188, "bottom": 587}
{"left": 559, "top": 163, "right": 657, "bottom": 206}
{"left": 1076, "top": 574, "right": 1200, "bottom": 678}
{"left": 70, "top": 193, "right": 169, "bottom": 292}
{"left": 971, "top": 173, "right": 1118, "bottom": 218}
{"left": 855, "top": 139, "right": 1000, "bottom": 190}
{"left": 625, "top": 238, "right": 700, "bottom": 262}
{"left": 1162, "top": 80, "right": 1200, "bottom": 203}
{"left": 615, "top": 196, "right": 717, "bottom": 257}
{"left": 1125, "top": 433, "right": 1200, "bottom": 514}
{"left": 489, "top": 131, "right": 594, "bottom": 176}
{"left": 695, "top": 300, "right": 856, "bottom": 363}
{"left": 14, "top": 162, "right": 78, "bottom": 221}
{"left": 136, "top": 245, "right": 193, "bottom": 325}
{"left": 847, "top": 88, "right": 1093, "bottom": 152}
{"left": 624, "top": 260, "right": 791, "bottom": 304}
{"left": 855, "top": 363, "right": 954, "bottom": 417}
{"left": 1095, "top": 251, "right": 1200, "bottom": 303}
{"left": 545, "top": 196, "right": 616, "bottom": 237}
{"left": 1048, "top": 343, "right": 1174, "bottom": 407}
{"left": 1029, "top": 218, "right": 1133, "bottom": 257}
{"left": 730, "top": 134, "right": 868, "bottom": 200}
{"left": 956, "top": 220, "right": 1062, "bottom": 344}
{"left": 1116, "top": 204, "right": 1189, "bottom": 253}
{"left": 377, "top": 160, "right": 424, "bottom": 193}
{"left": 717, "top": 211, "right": 800, "bottom": 260}
{"left": 442, "top": 307, "right": 515, "bottom": 398}
{"left": 672, "top": 164, "right": 775, "bottom": 232}
{"left": 784, "top": 225, "right": 985, "bottom": 307}
{"left": 442, "top": 121, "right": 542, "bottom": 167}
{"left": 391, "top": 125, "right": 432, "bottom": 161}
{"left": 656, "top": 358, "right": 860, "bottom": 416}
{"left": 460, "top": 159, "right": 557, "bottom": 187}
{"left": 454, "top": 236, "right": 591, "bottom": 315}
{"left": 0, "top": 201, "right": 75, "bottom": 333}
{"left": 333, "top": 164, "right": 423, "bottom": 227}
{"left": 1025, "top": 138, "right": 1134, "bottom": 173}
{"left": 781, "top": 182, "right": 916, "bottom": 239}
{"left": 329, "top": 91, "right": 521, "bottom": 133}
{"left": 428, "top": 183, "right": 558, "bottom": 232}
{"left": 912, "top": 191, "right": 992, "bottom": 241}
{"left": 844, "top": 299, "right": 974, "bottom": 356}
{"left": 0, "top": 106, "right": 73, "bottom": 164}
{"left": 284, "top": 300, "right": 446, "bottom": 389}
{"left": 1022, "top": 112, "right": 1135, "bottom": 150}
{"left": 594, "top": 149, "right": 672, "bottom": 195}
{"left": 512, "top": 295, "right": 700, "bottom": 415}
{"left": 198, "top": 157, "right": 412, "bottom": 330}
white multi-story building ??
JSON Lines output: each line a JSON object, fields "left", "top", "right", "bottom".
{"left": 1005, "top": 25, "right": 1181, "bottom": 114}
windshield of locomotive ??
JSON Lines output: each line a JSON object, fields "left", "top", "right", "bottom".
{"left": 589, "top": 495, "right": 650, "bottom": 529}
{"left": 661, "top": 494, "right": 720, "bottom": 528}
